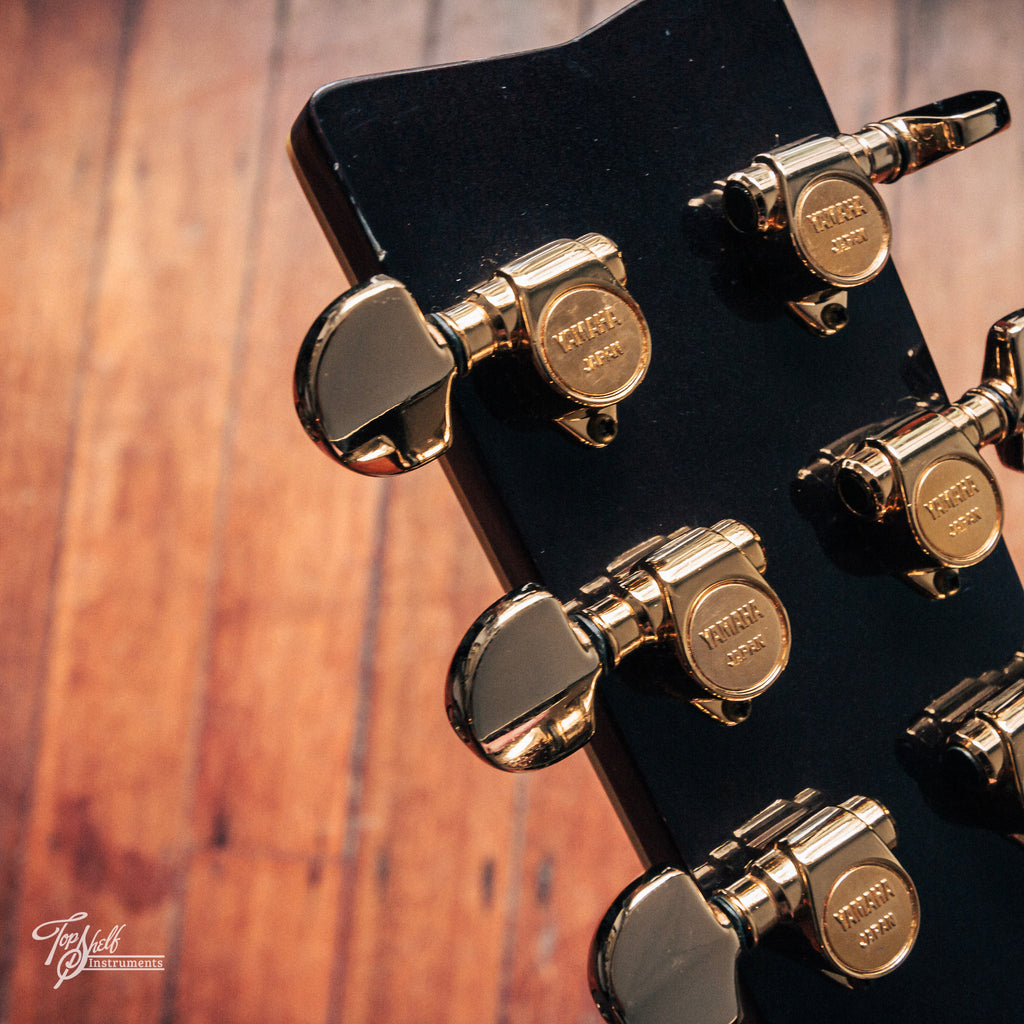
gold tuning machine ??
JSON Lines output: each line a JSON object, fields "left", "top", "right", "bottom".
{"left": 905, "top": 651, "right": 1024, "bottom": 828}
{"left": 723, "top": 91, "right": 1009, "bottom": 334}
{"left": 446, "top": 520, "right": 789, "bottom": 771}
{"left": 590, "top": 792, "right": 919, "bottom": 1024}
{"left": 293, "top": 233, "right": 650, "bottom": 475}
{"left": 829, "top": 309, "right": 1024, "bottom": 597}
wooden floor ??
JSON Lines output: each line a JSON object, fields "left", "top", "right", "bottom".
{"left": 3, "top": 1, "right": 1024, "bottom": 1021}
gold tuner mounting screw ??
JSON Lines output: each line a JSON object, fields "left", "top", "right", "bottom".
{"left": 590, "top": 795, "right": 919, "bottom": 1024}
{"left": 722, "top": 91, "right": 1009, "bottom": 334}
{"left": 293, "top": 233, "right": 650, "bottom": 475}
{"left": 833, "top": 309, "right": 1024, "bottom": 597}
{"left": 445, "top": 520, "right": 790, "bottom": 771}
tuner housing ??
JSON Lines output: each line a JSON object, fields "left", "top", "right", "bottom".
{"left": 722, "top": 91, "right": 1010, "bottom": 334}
{"left": 294, "top": 233, "right": 651, "bottom": 475}
{"left": 820, "top": 309, "right": 1024, "bottom": 597}
{"left": 590, "top": 792, "right": 919, "bottom": 1024}
{"left": 446, "top": 520, "right": 790, "bottom": 772}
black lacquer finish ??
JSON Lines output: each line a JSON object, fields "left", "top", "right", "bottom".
{"left": 293, "top": 1, "right": 1024, "bottom": 1019}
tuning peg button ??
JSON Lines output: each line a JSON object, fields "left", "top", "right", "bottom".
{"left": 832, "top": 309, "right": 1024, "bottom": 597}
{"left": 723, "top": 91, "right": 1009, "bottom": 334}
{"left": 294, "top": 233, "right": 650, "bottom": 475}
{"left": 591, "top": 865, "right": 742, "bottom": 1024}
{"left": 446, "top": 520, "right": 790, "bottom": 771}
{"left": 295, "top": 277, "right": 458, "bottom": 474}
{"left": 446, "top": 584, "right": 603, "bottom": 772}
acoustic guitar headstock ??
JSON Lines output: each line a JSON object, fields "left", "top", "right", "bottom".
{"left": 289, "top": 1, "right": 1024, "bottom": 1019}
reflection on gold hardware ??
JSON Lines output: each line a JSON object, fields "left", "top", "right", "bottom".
{"left": 910, "top": 459, "right": 1001, "bottom": 566}
{"left": 294, "top": 233, "right": 650, "bottom": 474}
{"left": 685, "top": 581, "right": 787, "bottom": 697}
{"left": 722, "top": 91, "right": 1009, "bottom": 333}
{"left": 446, "top": 520, "right": 789, "bottom": 771}
{"left": 791, "top": 173, "right": 891, "bottom": 287}
{"left": 821, "top": 309, "right": 1024, "bottom": 595}
{"left": 590, "top": 792, "right": 918, "bottom": 1024}
{"left": 534, "top": 285, "right": 647, "bottom": 404}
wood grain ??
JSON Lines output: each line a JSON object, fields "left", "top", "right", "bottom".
{"left": 2, "top": 1, "right": 1022, "bottom": 1022}
{"left": 1, "top": 1, "right": 143, "bottom": 1018}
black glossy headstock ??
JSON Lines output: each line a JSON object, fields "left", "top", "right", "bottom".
{"left": 291, "top": 1, "right": 1024, "bottom": 1019}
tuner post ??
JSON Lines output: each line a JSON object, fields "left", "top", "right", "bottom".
{"left": 722, "top": 91, "right": 1009, "bottom": 334}
{"left": 828, "top": 308, "right": 1024, "bottom": 597}
{"left": 446, "top": 520, "right": 790, "bottom": 772}
{"left": 294, "top": 233, "right": 650, "bottom": 475}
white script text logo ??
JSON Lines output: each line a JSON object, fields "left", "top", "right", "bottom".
{"left": 32, "top": 913, "right": 165, "bottom": 989}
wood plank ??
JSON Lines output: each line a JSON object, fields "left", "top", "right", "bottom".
{"left": 6, "top": 0, "right": 284, "bottom": 1019}
{"left": 173, "top": 853, "right": 344, "bottom": 1023}
{"left": 0, "top": 0, "right": 134, "bottom": 1012}
{"left": 501, "top": 756, "right": 640, "bottom": 1024}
